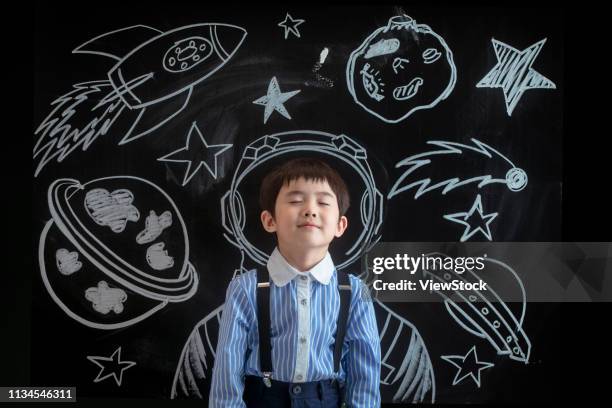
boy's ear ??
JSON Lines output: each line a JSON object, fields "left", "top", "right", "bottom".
{"left": 260, "top": 210, "right": 277, "bottom": 233}
{"left": 334, "top": 215, "right": 348, "bottom": 238}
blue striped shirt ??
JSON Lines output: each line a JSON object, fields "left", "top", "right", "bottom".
{"left": 209, "top": 250, "right": 381, "bottom": 407}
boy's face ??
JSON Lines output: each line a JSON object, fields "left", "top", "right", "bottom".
{"left": 260, "top": 177, "right": 348, "bottom": 254}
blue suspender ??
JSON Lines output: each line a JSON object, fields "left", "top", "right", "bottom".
{"left": 255, "top": 270, "right": 273, "bottom": 385}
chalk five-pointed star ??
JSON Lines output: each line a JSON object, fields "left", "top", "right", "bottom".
{"left": 158, "top": 122, "right": 232, "bottom": 186}
{"left": 441, "top": 346, "right": 494, "bottom": 388}
{"left": 252, "top": 77, "right": 301, "bottom": 124}
{"left": 443, "top": 194, "right": 498, "bottom": 242}
{"left": 477, "top": 38, "right": 556, "bottom": 116}
{"left": 277, "top": 13, "right": 305, "bottom": 39}
{"left": 87, "top": 347, "right": 136, "bottom": 386}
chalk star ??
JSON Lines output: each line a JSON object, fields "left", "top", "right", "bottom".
{"left": 441, "top": 346, "right": 494, "bottom": 388}
{"left": 477, "top": 38, "right": 556, "bottom": 116}
{"left": 278, "top": 13, "right": 305, "bottom": 39}
{"left": 158, "top": 122, "right": 232, "bottom": 186}
{"left": 443, "top": 194, "right": 498, "bottom": 242}
{"left": 87, "top": 347, "right": 136, "bottom": 387}
{"left": 252, "top": 77, "right": 301, "bottom": 124}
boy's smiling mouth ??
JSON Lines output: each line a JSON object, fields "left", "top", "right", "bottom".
{"left": 298, "top": 223, "right": 320, "bottom": 229}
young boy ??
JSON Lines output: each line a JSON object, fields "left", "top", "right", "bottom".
{"left": 209, "top": 158, "right": 381, "bottom": 407}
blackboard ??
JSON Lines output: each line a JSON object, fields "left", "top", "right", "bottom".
{"left": 32, "top": 2, "right": 563, "bottom": 404}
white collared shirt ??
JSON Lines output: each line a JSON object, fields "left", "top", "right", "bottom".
{"left": 267, "top": 247, "right": 334, "bottom": 382}
{"left": 266, "top": 247, "right": 335, "bottom": 287}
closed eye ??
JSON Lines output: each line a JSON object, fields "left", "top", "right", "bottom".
{"left": 319, "top": 202, "right": 330, "bottom": 206}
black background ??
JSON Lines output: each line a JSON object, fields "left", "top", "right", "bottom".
{"left": 5, "top": 1, "right": 607, "bottom": 407}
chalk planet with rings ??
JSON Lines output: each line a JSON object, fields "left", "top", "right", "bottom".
{"left": 38, "top": 176, "right": 199, "bottom": 330}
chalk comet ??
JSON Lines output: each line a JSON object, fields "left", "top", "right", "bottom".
{"left": 388, "top": 138, "right": 528, "bottom": 200}
{"left": 34, "top": 23, "right": 247, "bottom": 177}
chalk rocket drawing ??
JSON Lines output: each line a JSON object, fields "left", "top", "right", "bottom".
{"left": 157, "top": 121, "right": 232, "bottom": 186}
{"left": 420, "top": 252, "right": 531, "bottom": 363}
{"left": 39, "top": 176, "right": 199, "bottom": 330}
{"left": 33, "top": 23, "right": 247, "bottom": 177}
{"left": 444, "top": 194, "right": 499, "bottom": 242}
{"left": 220, "top": 130, "right": 384, "bottom": 270}
{"left": 87, "top": 347, "right": 136, "bottom": 386}
{"left": 440, "top": 346, "right": 494, "bottom": 388}
{"left": 375, "top": 299, "right": 435, "bottom": 402}
{"left": 477, "top": 38, "right": 556, "bottom": 116}
{"left": 252, "top": 77, "right": 301, "bottom": 124}
{"left": 277, "top": 13, "right": 305, "bottom": 39}
{"left": 388, "top": 138, "right": 528, "bottom": 200}
{"left": 346, "top": 15, "right": 456, "bottom": 123}
{"left": 171, "top": 304, "right": 223, "bottom": 399}
{"left": 170, "top": 298, "right": 435, "bottom": 403}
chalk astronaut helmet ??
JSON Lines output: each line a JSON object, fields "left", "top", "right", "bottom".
{"left": 39, "top": 176, "right": 198, "bottom": 330}
{"left": 221, "top": 130, "right": 385, "bottom": 274}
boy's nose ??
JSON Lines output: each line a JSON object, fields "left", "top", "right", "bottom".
{"left": 302, "top": 198, "right": 318, "bottom": 218}
{"left": 303, "top": 204, "right": 317, "bottom": 218}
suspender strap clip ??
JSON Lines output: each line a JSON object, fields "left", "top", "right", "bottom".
{"left": 262, "top": 372, "right": 272, "bottom": 388}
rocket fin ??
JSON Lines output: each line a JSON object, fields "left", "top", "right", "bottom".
{"left": 73, "top": 25, "right": 163, "bottom": 61}
{"left": 118, "top": 87, "right": 193, "bottom": 145}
